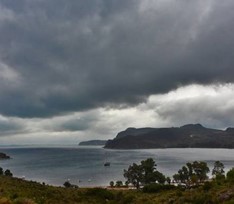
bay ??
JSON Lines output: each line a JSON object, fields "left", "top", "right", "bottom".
{"left": 0, "top": 146, "right": 233, "bottom": 187}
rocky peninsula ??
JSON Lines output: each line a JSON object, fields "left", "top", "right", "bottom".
{"left": 105, "top": 124, "right": 234, "bottom": 149}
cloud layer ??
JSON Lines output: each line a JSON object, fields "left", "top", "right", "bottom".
{"left": 1, "top": 1, "right": 234, "bottom": 144}
{"left": 0, "top": 0, "right": 234, "bottom": 118}
{"left": 1, "top": 83, "right": 234, "bottom": 144}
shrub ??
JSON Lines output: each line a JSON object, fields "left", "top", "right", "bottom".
{"left": 0, "top": 167, "right": 3, "bottom": 175}
{"left": 86, "top": 188, "right": 114, "bottom": 200}
{"left": 109, "top": 181, "right": 114, "bottom": 187}
{"left": 63, "top": 181, "right": 72, "bottom": 188}
{"left": 143, "top": 183, "right": 175, "bottom": 193}
{"left": 191, "top": 193, "right": 212, "bottom": 204}
{"left": 10, "top": 193, "right": 19, "bottom": 199}
{"left": 203, "top": 181, "right": 213, "bottom": 191}
{"left": 215, "top": 174, "right": 225, "bottom": 181}
{"left": 114, "top": 192, "right": 134, "bottom": 204}
{"left": 115, "top": 180, "right": 123, "bottom": 187}
{"left": 4, "top": 169, "right": 13, "bottom": 177}
{"left": 226, "top": 168, "right": 234, "bottom": 183}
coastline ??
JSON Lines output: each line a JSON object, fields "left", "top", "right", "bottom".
{"left": 0, "top": 146, "right": 234, "bottom": 188}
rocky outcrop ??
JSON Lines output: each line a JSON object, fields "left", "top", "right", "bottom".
{"left": 0, "top": 152, "right": 11, "bottom": 159}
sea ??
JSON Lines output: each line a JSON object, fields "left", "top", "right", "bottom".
{"left": 0, "top": 146, "right": 233, "bottom": 187}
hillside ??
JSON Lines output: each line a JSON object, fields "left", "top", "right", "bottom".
{"left": 0, "top": 175, "right": 233, "bottom": 204}
{"left": 104, "top": 124, "right": 234, "bottom": 149}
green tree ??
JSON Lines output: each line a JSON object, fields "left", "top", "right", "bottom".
{"left": 166, "top": 177, "right": 171, "bottom": 184}
{"left": 226, "top": 168, "right": 234, "bottom": 183}
{"left": 141, "top": 158, "right": 157, "bottom": 184}
{"left": 173, "top": 165, "right": 189, "bottom": 185}
{"left": 192, "top": 161, "right": 210, "bottom": 182}
{"left": 212, "top": 161, "right": 225, "bottom": 179}
{"left": 186, "top": 162, "right": 193, "bottom": 177}
{"left": 124, "top": 158, "right": 166, "bottom": 188}
{"left": 154, "top": 170, "right": 166, "bottom": 184}
{"left": 124, "top": 163, "right": 143, "bottom": 189}
{"left": 4, "top": 169, "right": 13, "bottom": 177}
{"left": 63, "top": 181, "right": 72, "bottom": 188}
{"left": 115, "top": 180, "right": 123, "bottom": 187}
{"left": 0, "top": 167, "right": 3, "bottom": 175}
{"left": 173, "top": 161, "right": 209, "bottom": 187}
{"left": 109, "top": 181, "right": 114, "bottom": 187}
{"left": 125, "top": 181, "right": 129, "bottom": 187}
{"left": 173, "top": 173, "right": 180, "bottom": 183}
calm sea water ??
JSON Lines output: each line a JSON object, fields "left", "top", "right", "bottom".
{"left": 0, "top": 146, "right": 233, "bottom": 187}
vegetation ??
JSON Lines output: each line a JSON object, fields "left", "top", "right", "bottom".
{"left": 124, "top": 158, "right": 166, "bottom": 189}
{"left": 109, "top": 181, "right": 114, "bottom": 187}
{"left": 63, "top": 181, "right": 72, "bottom": 188}
{"left": 0, "top": 173, "right": 233, "bottom": 203}
{"left": 63, "top": 181, "right": 78, "bottom": 188}
{"left": 115, "top": 181, "right": 123, "bottom": 187}
{"left": 105, "top": 124, "right": 234, "bottom": 149}
{"left": 0, "top": 167, "right": 13, "bottom": 177}
{"left": 227, "top": 168, "right": 234, "bottom": 183}
{"left": 0, "top": 160, "right": 233, "bottom": 203}
{"left": 4, "top": 169, "right": 13, "bottom": 177}
{"left": 142, "top": 183, "right": 176, "bottom": 193}
{"left": 212, "top": 161, "right": 225, "bottom": 180}
{"left": 173, "top": 161, "right": 210, "bottom": 187}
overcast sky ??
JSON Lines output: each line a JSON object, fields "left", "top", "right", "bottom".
{"left": 0, "top": 0, "right": 234, "bottom": 145}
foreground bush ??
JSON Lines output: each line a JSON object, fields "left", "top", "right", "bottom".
{"left": 143, "top": 183, "right": 176, "bottom": 193}
{"left": 86, "top": 188, "right": 114, "bottom": 200}
{"left": 227, "top": 168, "right": 234, "bottom": 183}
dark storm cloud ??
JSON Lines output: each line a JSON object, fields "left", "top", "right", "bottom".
{"left": 0, "top": 0, "right": 234, "bottom": 117}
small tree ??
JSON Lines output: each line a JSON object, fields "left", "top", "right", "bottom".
{"left": 141, "top": 158, "right": 157, "bottom": 184}
{"left": 125, "top": 181, "right": 129, "bottom": 187}
{"left": 212, "top": 161, "right": 225, "bottom": 180}
{"left": 226, "top": 168, "right": 234, "bottom": 183}
{"left": 63, "top": 181, "right": 72, "bottom": 188}
{"left": 166, "top": 177, "right": 171, "bottom": 185}
{"left": 173, "top": 165, "right": 189, "bottom": 185}
{"left": 192, "top": 161, "right": 210, "bottom": 182}
{"left": 109, "top": 181, "right": 114, "bottom": 187}
{"left": 173, "top": 161, "right": 209, "bottom": 187}
{"left": 0, "top": 167, "right": 3, "bottom": 175}
{"left": 124, "top": 163, "right": 143, "bottom": 189}
{"left": 4, "top": 169, "right": 13, "bottom": 177}
{"left": 154, "top": 170, "right": 166, "bottom": 184}
{"left": 173, "top": 173, "right": 180, "bottom": 183}
{"left": 115, "top": 180, "right": 123, "bottom": 187}
{"left": 124, "top": 158, "right": 166, "bottom": 188}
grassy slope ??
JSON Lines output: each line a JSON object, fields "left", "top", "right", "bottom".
{"left": 0, "top": 176, "right": 233, "bottom": 204}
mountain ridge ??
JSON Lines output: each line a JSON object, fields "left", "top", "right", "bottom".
{"left": 104, "top": 124, "right": 234, "bottom": 149}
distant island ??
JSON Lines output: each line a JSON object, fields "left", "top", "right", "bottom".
{"left": 79, "top": 140, "right": 107, "bottom": 146}
{"left": 104, "top": 124, "right": 234, "bottom": 149}
{"left": 0, "top": 152, "right": 10, "bottom": 159}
